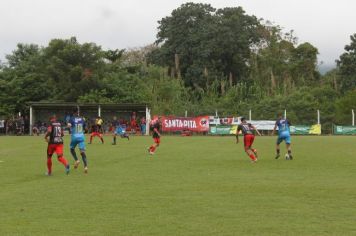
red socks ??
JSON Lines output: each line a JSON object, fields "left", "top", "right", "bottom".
{"left": 249, "top": 154, "right": 256, "bottom": 161}
{"left": 150, "top": 145, "right": 156, "bottom": 153}
{"left": 47, "top": 158, "right": 52, "bottom": 174}
{"left": 58, "top": 156, "right": 68, "bottom": 167}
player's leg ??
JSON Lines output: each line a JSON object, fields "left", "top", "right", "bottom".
{"left": 275, "top": 137, "right": 282, "bottom": 159}
{"left": 244, "top": 135, "right": 257, "bottom": 162}
{"left": 55, "top": 144, "right": 70, "bottom": 174}
{"left": 112, "top": 132, "right": 117, "bottom": 145}
{"left": 121, "top": 132, "right": 129, "bottom": 140}
{"left": 99, "top": 133, "right": 104, "bottom": 144}
{"left": 78, "top": 141, "right": 88, "bottom": 173}
{"left": 285, "top": 136, "right": 292, "bottom": 160}
{"left": 150, "top": 138, "right": 160, "bottom": 154}
{"left": 89, "top": 132, "right": 94, "bottom": 144}
{"left": 46, "top": 145, "right": 54, "bottom": 175}
{"left": 70, "top": 139, "right": 80, "bottom": 168}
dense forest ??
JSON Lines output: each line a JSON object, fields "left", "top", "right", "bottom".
{"left": 0, "top": 3, "right": 355, "bottom": 132}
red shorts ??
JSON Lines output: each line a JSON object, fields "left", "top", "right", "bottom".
{"left": 47, "top": 144, "right": 63, "bottom": 156}
{"left": 243, "top": 134, "right": 255, "bottom": 148}
{"left": 153, "top": 137, "right": 160, "bottom": 144}
{"left": 91, "top": 132, "right": 102, "bottom": 137}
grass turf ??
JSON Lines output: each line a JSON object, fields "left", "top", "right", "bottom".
{"left": 0, "top": 135, "right": 356, "bottom": 236}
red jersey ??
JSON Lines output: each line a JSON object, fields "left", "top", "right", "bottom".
{"left": 47, "top": 122, "right": 64, "bottom": 144}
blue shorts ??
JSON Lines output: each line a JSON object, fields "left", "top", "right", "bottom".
{"left": 277, "top": 134, "right": 291, "bottom": 145}
{"left": 70, "top": 138, "right": 86, "bottom": 151}
{"left": 115, "top": 127, "right": 125, "bottom": 135}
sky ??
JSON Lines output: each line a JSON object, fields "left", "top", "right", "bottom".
{"left": 0, "top": 0, "right": 354, "bottom": 70}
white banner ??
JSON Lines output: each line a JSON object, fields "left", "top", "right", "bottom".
{"left": 0, "top": 120, "right": 4, "bottom": 128}
{"left": 249, "top": 120, "right": 276, "bottom": 130}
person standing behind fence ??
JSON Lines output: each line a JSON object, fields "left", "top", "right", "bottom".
{"left": 236, "top": 117, "right": 261, "bottom": 163}
{"left": 140, "top": 117, "right": 146, "bottom": 135}
{"left": 68, "top": 108, "right": 89, "bottom": 173}
{"left": 272, "top": 113, "right": 293, "bottom": 160}
{"left": 45, "top": 115, "right": 70, "bottom": 175}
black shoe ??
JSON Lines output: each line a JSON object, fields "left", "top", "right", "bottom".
{"left": 289, "top": 155, "right": 293, "bottom": 160}
{"left": 275, "top": 154, "right": 280, "bottom": 159}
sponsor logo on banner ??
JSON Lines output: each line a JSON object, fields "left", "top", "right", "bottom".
{"left": 154, "top": 116, "right": 209, "bottom": 132}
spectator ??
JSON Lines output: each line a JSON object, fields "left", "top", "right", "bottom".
{"left": 140, "top": 117, "right": 146, "bottom": 135}
{"left": 24, "top": 116, "right": 30, "bottom": 134}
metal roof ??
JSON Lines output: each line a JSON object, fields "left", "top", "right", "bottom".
{"left": 27, "top": 102, "right": 148, "bottom": 110}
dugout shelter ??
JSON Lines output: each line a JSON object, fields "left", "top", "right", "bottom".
{"left": 27, "top": 102, "right": 151, "bottom": 135}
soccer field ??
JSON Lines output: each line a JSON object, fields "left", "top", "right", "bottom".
{"left": 0, "top": 135, "right": 355, "bottom": 236}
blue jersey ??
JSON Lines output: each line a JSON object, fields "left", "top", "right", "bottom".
{"left": 276, "top": 119, "right": 291, "bottom": 136}
{"left": 70, "top": 117, "right": 86, "bottom": 140}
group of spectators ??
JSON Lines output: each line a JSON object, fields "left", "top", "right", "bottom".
{"left": 0, "top": 116, "right": 30, "bottom": 135}
{"left": 0, "top": 112, "right": 147, "bottom": 136}
{"left": 86, "top": 113, "right": 146, "bottom": 135}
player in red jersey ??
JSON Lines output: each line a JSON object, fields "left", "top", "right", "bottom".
{"left": 236, "top": 117, "right": 261, "bottom": 163}
{"left": 148, "top": 117, "right": 161, "bottom": 155}
{"left": 88, "top": 123, "right": 104, "bottom": 144}
{"left": 44, "top": 115, "right": 70, "bottom": 175}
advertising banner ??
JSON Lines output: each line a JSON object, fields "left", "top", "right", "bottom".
{"left": 155, "top": 116, "right": 210, "bottom": 132}
{"left": 250, "top": 120, "right": 276, "bottom": 130}
{"left": 209, "top": 125, "right": 237, "bottom": 135}
{"left": 290, "top": 124, "right": 321, "bottom": 135}
{"left": 333, "top": 125, "right": 356, "bottom": 135}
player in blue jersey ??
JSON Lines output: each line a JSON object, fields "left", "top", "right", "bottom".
{"left": 272, "top": 113, "right": 293, "bottom": 160}
{"left": 68, "top": 108, "right": 89, "bottom": 173}
{"left": 111, "top": 117, "right": 129, "bottom": 145}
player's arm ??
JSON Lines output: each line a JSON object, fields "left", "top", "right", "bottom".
{"left": 252, "top": 125, "right": 262, "bottom": 136}
{"left": 272, "top": 122, "right": 278, "bottom": 136}
{"left": 44, "top": 126, "right": 51, "bottom": 142}
{"left": 153, "top": 127, "right": 160, "bottom": 137}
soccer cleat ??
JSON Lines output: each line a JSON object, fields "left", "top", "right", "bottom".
{"left": 88, "top": 142, "right": 92, "bottom": 144}
{"left": 289, "top": 154, "right": 293, "bottom": 160}
{"left": 45, "top": 172, "right": 52, "bottom": 176}
{"left": 251, "top": 159, "right": 257, "bottom": 163}
{"left": 84, "top": 167, "right": 88, "bottom": 174}
{"left": 74, "top": 160, "right": 80, "bottom": 169}
{"left": 65, "top": 165, "right": 70, "bottom": 175}
{"left": 149, "top": 151, "right": 154, "bottom": 155}
{"left": 275, "top": 154, "right": 280, "bottom": 159}
{"left": 112, "top": 143, "right": 116, "bottom": 145}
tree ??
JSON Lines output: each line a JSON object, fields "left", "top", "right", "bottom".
{"left": 152, "top": 3, "right": 262, "bottom": 92}
{"left": 337, "top": 33, "right": 356, "bottom": 92}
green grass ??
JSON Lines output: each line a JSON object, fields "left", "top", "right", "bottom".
{"left": 0, "top": 135, "right": 356, "bottom": 236}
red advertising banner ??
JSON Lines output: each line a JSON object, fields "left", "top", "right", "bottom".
{"left": 153, "top": 116, "right": 209, "bottom": 132}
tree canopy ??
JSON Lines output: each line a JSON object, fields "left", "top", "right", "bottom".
{"left": 0, "top": 3, "right": 355, "bottom": 132}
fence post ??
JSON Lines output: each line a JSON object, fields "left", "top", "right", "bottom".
{"left": 145, "top": 106, "right": 150, "bottom": 136}
{"left": 352, "top": 109, "right": 355, "bottom": 126}
{"left": 249, "top": 110, "right": 252, "bottom": 121}
{"left": 29, "top": 106, "right": 33, "bottom": 135}
{"left": 317, "top": 110, "right": 320, "bottom": 125}
{"left": 284, "top": 109, "right": 287, "bottom": 119}
{"left": 185, "top": 110, "right": 188, "bottom": 118}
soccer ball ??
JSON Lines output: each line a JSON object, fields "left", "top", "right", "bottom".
{"left": 285, "top": 153, "right": 290, "bottom": 160}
